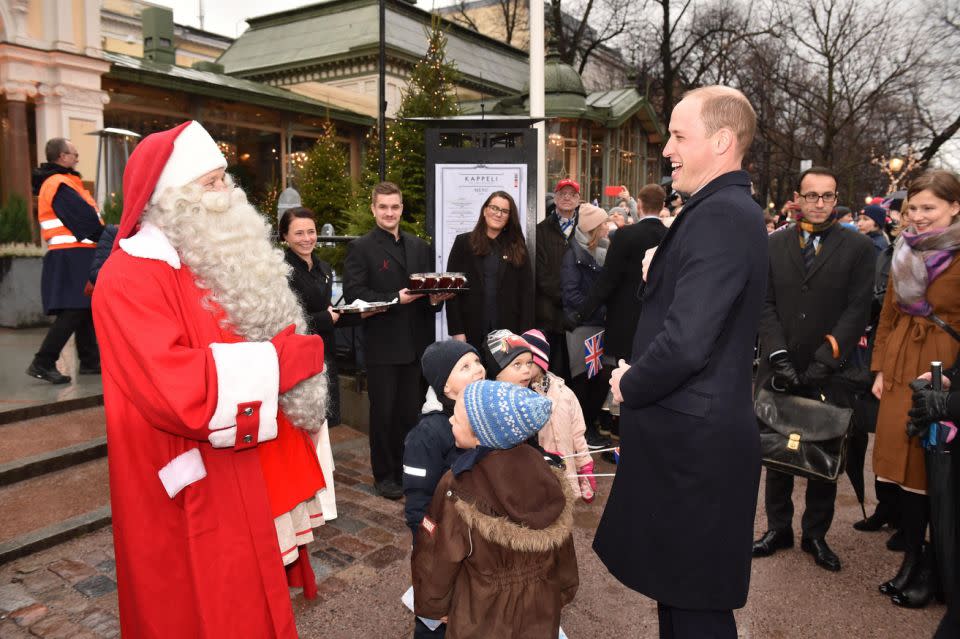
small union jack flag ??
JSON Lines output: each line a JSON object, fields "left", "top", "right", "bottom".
{"left": 584, "top": 330, "right": 604, "bottom": 379}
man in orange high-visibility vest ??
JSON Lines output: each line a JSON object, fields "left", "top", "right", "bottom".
{"left": 28, "top": 138, "right": 104, "bottom": 384}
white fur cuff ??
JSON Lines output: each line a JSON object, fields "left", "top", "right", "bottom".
{"left": 208, "top": 341, "right": 280, "bottom": 446}
{"left": 158, "top": 449, "right": 207, "bottom": 498}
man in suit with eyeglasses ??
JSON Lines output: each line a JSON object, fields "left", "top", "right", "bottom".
{"left": 752, "top": 165, "right": 875, "bottom": 572}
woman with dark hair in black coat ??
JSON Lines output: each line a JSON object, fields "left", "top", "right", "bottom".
{"left": 280, "top": 206, "right": 362, "bottom": 425}
{"left": 445, "top": 191, "right": 534, "bottom": 350}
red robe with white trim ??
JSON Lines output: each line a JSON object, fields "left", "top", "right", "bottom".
{"left": 92, "top": 239, "right": 319, "bottom": 639}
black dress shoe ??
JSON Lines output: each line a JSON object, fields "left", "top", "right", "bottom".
{"left": 25, "top": 362, "right": 71, "bottom": 384}
{"left": 586, "top": 429, "right": 613, "bottom": 450}
{"left": 801, "top": 537, "right": 841, "bottom": 571}
{"left": 854, "top": 510, "right": 895, "bottom": 532}
{"left": 892, "top": 546, "right": 940, "bottom": 608}
{"left": 880, "top": 548, "right": 921, "bottom": 596}
{"left": 374, "top": 479, "right": 403, "bottom": 500}
{"left": 78, "top": 364, "right": 101, "bottom": 375}
{"left": 887, "top": 529, "right": 906, "bottom": 551}
{"left": 752, "top": 530, "right": 793, "bottom": 557}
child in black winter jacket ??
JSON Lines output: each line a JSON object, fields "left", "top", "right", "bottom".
{"left": 403, "top": 340, "right": 485, "bottom": 639}
{"left": 402, "top": 340, "right": 485, "bottom": 539}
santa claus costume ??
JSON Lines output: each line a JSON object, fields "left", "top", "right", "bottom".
{"left": 93, "top": 121, "right": 330, "bottom": 638}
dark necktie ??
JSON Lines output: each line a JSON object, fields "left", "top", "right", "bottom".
{"left": 802, "top": 235, "right": 818, "bottom": 271}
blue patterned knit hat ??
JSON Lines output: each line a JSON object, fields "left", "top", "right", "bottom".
{"left": 462, "top": 380, "right": 553, "bottom": 449}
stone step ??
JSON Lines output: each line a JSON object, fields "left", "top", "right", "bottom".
{"left": 0, "top": 407, "right": 107, "bottom": 486}
{"left": 0, "top": 437, "right": 108, "bottom": 487}
{"left": 0, "top": 418, "right": 368, "bottom": 566}
{"left": 0, "top": 506, "right": 112, "bottom": 566}
{"left": 0, "top": 458, "right": 111, "bottom": 565}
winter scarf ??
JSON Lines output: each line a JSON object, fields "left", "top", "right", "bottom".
{"left": 797, "top": 215, "right": 837, "bottom": 255}
{"left": 891, "top": 222, "right": 960, "bottom": 316}
{"left": 573, "top": 227, "right": 608, "bottom": 266}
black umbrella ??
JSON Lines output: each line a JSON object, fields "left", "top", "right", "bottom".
{"left": 846, "top": 426, "right": 869, "bottom": 520}
{"left": 844, "top": 390, "right": 877, "bottom": 520}
{"left": 824, "top": 376, "right": 878, "bottom": 519}
{"left": 925, "top": 443, "right": 956, "bottom": 606}
{"left": 922, "top": 365, "right": 958, "bottom": 606}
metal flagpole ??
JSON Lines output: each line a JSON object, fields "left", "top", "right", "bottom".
{"left": 529, "top": 0, "right": 545, "bottom": 223}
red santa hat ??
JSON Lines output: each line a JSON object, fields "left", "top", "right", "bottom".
{"left": 113, "top": 120, "right": 228, "bottom": 249}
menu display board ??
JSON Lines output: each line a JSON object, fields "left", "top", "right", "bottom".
{"left": 433, "top": 164, "right": 528, "bottom": 339}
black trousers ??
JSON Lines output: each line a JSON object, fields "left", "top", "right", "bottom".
{"left": 569, "top": 368, "right": 611, "bottom": 431}
{"left": 34, "top": 309, "right": 99, "bottom": 369}
{"left": 934, "top": 606, "right": 960, "bottom": 639}
{"left": 544, "top": 330, "right": 571, "bottom": 383}
{"left": 413, "top": 616, "right": 445, "bottom": 638}
{"left": 366, "top": 361, "right": 421, "bottom": 483}
{"left": 765, "top": 469, "right": 837, "bottom": 538}
{"left": 325, "top": 356, "right": 342, "bottom": 427}
{"left": 656, "top": 603, "right": 736, "bottom": 639}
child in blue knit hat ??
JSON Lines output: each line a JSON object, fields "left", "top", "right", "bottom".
{"left": 412, "top": 380, "right": 579, "bottom": 638}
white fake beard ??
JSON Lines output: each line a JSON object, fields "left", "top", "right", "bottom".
{"left": 143, "top": 180, "right": 327, "bottom": 432}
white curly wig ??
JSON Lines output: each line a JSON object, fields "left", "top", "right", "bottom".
{"left": 143, "top": 178, "right": 327, "bottom": 432}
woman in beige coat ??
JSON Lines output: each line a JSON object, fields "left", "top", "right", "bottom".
{"left": 871, "top": 169, "right": 960, "bottom": 608}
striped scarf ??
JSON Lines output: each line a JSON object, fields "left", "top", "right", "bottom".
{"left": 557, "top": 210, "right": 577, "bottom": 240}
{"left": 892, "top": 222, "right": 960, "bottom": 316}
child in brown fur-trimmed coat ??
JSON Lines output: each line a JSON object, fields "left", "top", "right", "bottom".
{"left": 411, "top": 380, "right": 579, "bottom": 639}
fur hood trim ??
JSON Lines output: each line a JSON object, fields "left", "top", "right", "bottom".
{"left": 452, "top": 467, "right": 574, "bottom": 553}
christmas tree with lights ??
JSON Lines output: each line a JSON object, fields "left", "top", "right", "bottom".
{"left": 341, "top": 16, "right": 461, "bottom": 240}
{"left": 297, "top": 120, "right": 353, "bottom": 233}
{"left": 385, "top": 15, "right": 460, "bottom": 234}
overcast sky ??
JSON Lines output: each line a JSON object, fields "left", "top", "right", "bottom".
{"left": 150, "top": 0, "right": 439, "bottom": 37}
{"left": 150, "top": 0, "right": 957, "bottom": 168}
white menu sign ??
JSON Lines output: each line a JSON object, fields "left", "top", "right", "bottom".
{"left": 434, "top": 163, "right": 528, "bottom": 339}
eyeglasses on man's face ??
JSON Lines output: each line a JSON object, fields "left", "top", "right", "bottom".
{"left": 486, "top": 204, "right": 511, "bottom": 217}
{"left": 800, "top": 192, "right": 838, "bottom": 204}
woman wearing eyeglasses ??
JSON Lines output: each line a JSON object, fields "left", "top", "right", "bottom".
{"left": 445, "top": 191, "right": 534, "bottom": 351}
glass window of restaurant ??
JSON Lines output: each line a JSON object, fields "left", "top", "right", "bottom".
{"left": 201, "top": 99, "right": 282, "bottom": 206}
{"left": 102, "top": 80, "right": 283, "bottom": 205}
{"left": 546, "top": 120, "right": 589, "bottom": 194}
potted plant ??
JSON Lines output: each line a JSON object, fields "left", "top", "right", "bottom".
{"left": 0, "top": 194, "right": 47, "bottom": 327}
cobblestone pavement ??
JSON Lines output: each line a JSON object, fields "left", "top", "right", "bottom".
{"left": 0, "top": 426, "right": 945, "bottom": 638}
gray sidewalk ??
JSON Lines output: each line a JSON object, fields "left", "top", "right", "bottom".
{"left": 0, "top": 328, "right": 103, "bottom": 423}
{"left": 0, "top": 421, "right": 945, "bottom": 638}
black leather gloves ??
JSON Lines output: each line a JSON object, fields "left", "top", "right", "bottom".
{"left": 769, "top": 352, "right": 801, "bottom": 391}
{"left": 802, "top": 360, "right": 834, "bottom": 386}
{"left": 908, "top": 380, "right": 951, "bottom": 425}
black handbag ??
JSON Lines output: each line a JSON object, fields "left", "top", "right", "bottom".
{"left": 755, "top": 388, "right": 855, "bottom": 482}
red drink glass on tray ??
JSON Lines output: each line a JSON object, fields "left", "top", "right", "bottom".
{"left": 437, "top": 273, "right": 454, "bottom": 289}
{"left": 408, "top": 274, "right": 425, "bottom": 290}
{"left": 423, "top": 273, "right": 439, "bottom": 288}
{"left": 451, "top": 273, "right": 467, "bottom": 288}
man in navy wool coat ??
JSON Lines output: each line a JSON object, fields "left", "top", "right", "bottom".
{"left": 594, "top": 85, "right": 768, "bottom": 639}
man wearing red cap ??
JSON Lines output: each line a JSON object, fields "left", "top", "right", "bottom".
{"left": 535, "top": 178, "right": 580, "bottom": 380}
{"left": 92, "top": 121, "right": 328, "bottom": 638}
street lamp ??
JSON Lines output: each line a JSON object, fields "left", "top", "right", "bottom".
{"left": 872, "top": 150, "right": 919, "bottom": 193}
